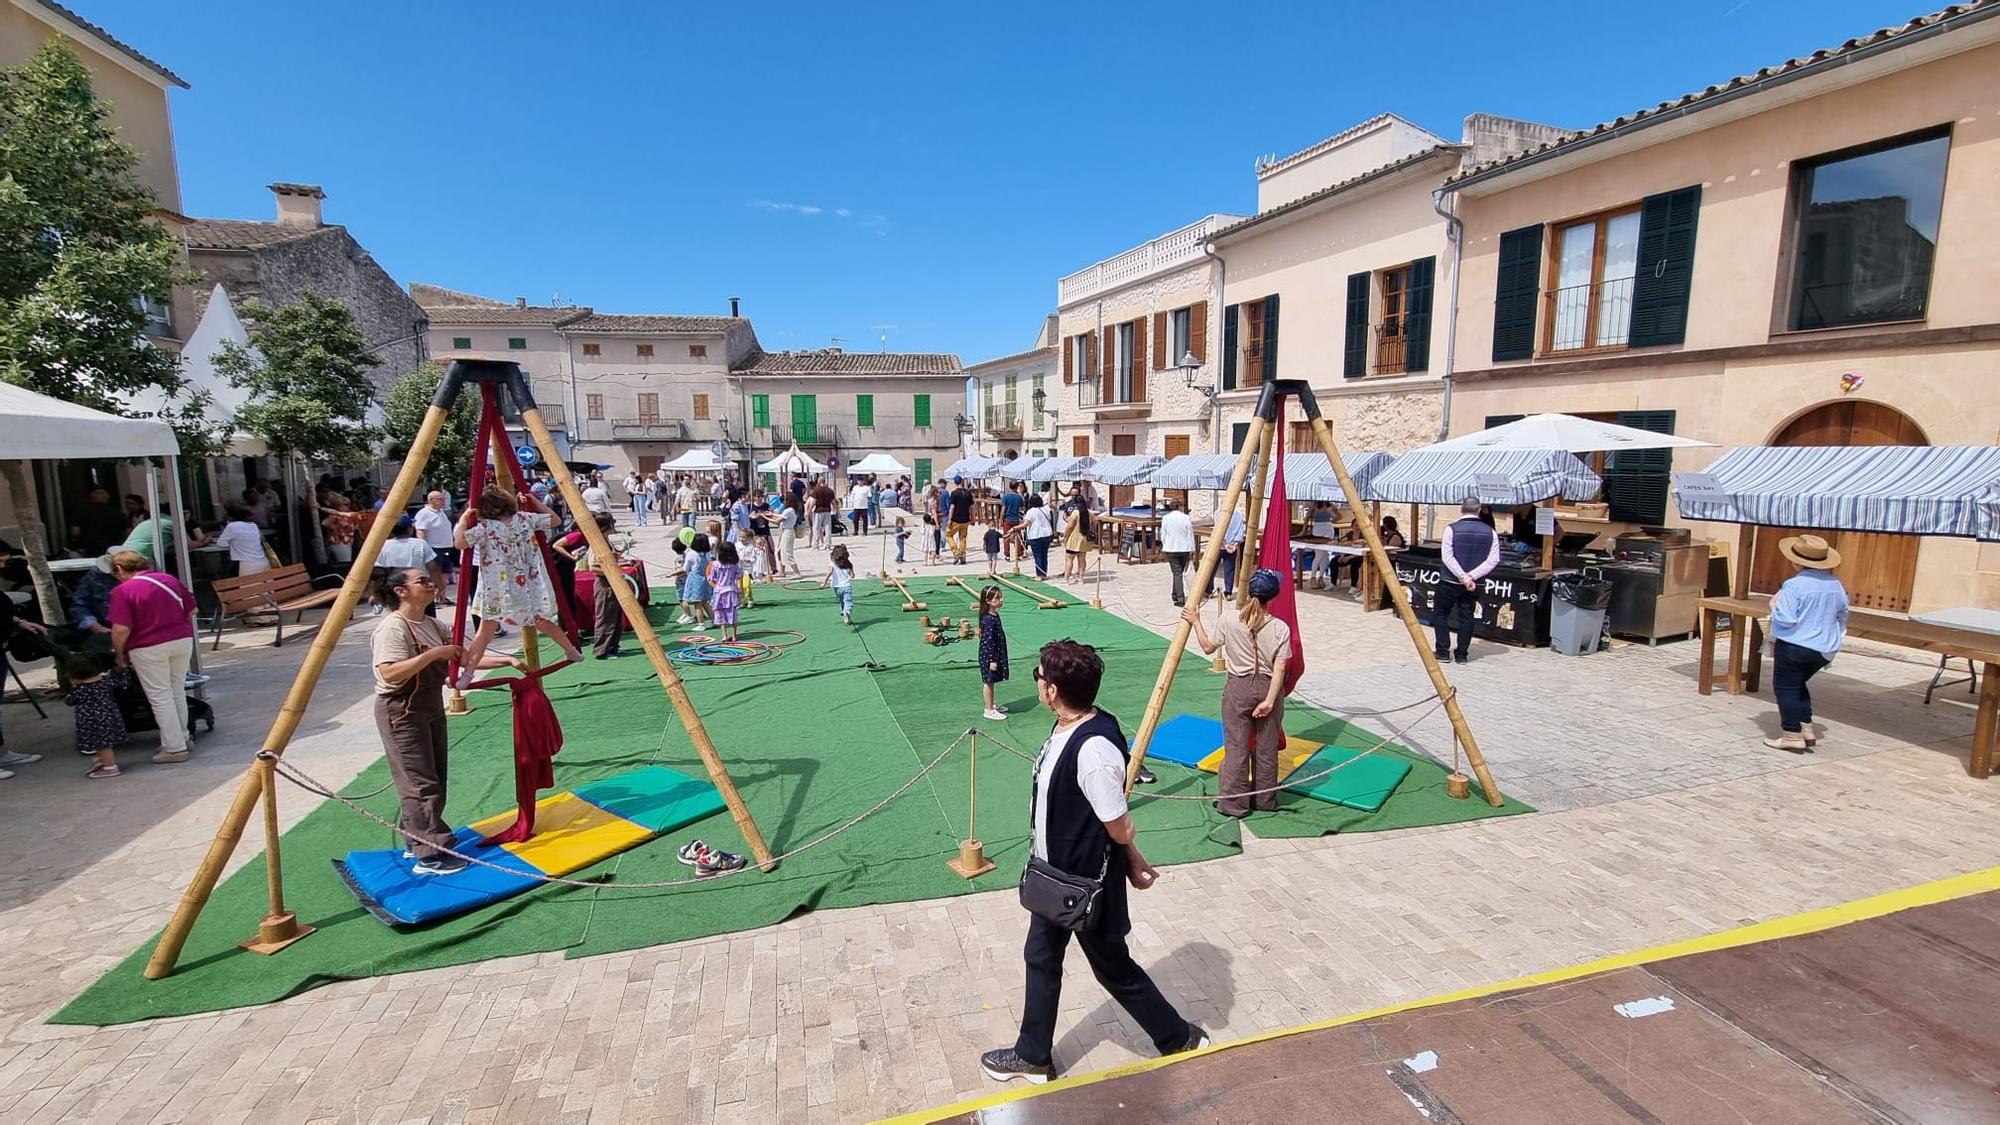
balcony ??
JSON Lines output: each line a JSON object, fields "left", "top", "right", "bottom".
{"left": 1544, "top": 275, "right": 1636, "bottom": 354}
{"left": 770, "top": 424, "right": 842, "bottom": 447}
{"left": 985, "top": 406, "right": 1023, "bottom": 438}
{"left": 502, "top": 402, "right": 567, "bottom": 428}
{"left": 1077, "top": 375, "right": 1148, "bottom": 417}
{"left": 610, "top": 417, "right": 689, "bottom": 440}
{"left": 1373, "top": 326, "right": 1407, "bottom": 376}
{"left": 1056, "top": 214, "right": 1246, "bottom": 307}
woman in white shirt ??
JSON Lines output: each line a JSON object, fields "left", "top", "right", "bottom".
{"left": 1021, "top": 494, "right": 1055, "bottom": 580}
{"left": 214, "top": 504, "right": 268, "bottom": 576}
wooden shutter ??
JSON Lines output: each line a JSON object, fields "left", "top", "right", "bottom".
{"left": 1260, "top": 293, "right": 1280, "bottom": 385}
{"left": 690, "top": 393, "right": 707, "bottom": 419}
{"left": 1604, "top": 410, "right": 1676, "bottom": 524}
{"left": 1151, "top": 312, "right": 1166, "bottom": 369}
{"left": 1221, "top": 304, "right": 1239, "bottom": 390}
{"left": 1084, "top": 332, "right": 1096, "bottom": 388}
{"left": 1062, "top": 336, "right": 1074, "bottom": 384}
{"left": 1072, "top": 434, "right": 1090, "bottom": 457}
{"left": 1492, "top": 224, "right": 1544, "bottom": 361}
{"left": 1190, "top": 300, "right": 1208, "bottom": 362}
{"left": 1405, "top": 256, "right": 1436, "bottom": 373}
{"left": 1164, "top": 434, "right": 1190, "bottom": 458}
{"left": 1100, "top": 326, "right": 1115, "bottom": 403}
{"left": 1343, "top": 272, "right": 1370, "bottom": 378}
{"left": 1629, "top": 185, "right": 1701, "bottom": 347}
{"left": 1131, "top": 317, "right": 1147, "bottom": 403}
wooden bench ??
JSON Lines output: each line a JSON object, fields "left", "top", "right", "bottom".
{"left": 209, "top": 563, "right": 343, "bottom": 650}
{"left": 1696, "top": 593, "right": 2000, "bottom": 778}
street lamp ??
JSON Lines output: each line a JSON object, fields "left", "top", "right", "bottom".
{"left": 1177, "top": 349, "right": 1221, "bottom": 453}
{"left": 1176, "top": 350, "right": 1210, "bottom": 395}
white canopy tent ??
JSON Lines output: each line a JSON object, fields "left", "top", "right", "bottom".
{"left": 847, "top": 452, "right": 912, "bottom": 476}
{"left": 1429, "top": 412, "right": 1713, "bottom": 453}
{"left": 758, "top": 444, "right": 827, "bottom": 475}
{"left": 660, "top": 448, "right": 730, "bottom": 472}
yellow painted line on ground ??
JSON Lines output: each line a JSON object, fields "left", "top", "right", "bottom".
{"left": 881, "top": 863, "right": 2000, "bottom": 1124}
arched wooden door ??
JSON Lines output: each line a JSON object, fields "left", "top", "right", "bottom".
{"left": 1750, "top": 401, "right": 1925, "bottom": 612}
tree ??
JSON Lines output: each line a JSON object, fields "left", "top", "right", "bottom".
{"left": 382, "top": 361, "right": 478, "bottom": 495}
{"left": 216, "top": 291, "right": 382, "bottom": 561}
{"left": 0, "top": 41, "right": 198, "bottom": 621}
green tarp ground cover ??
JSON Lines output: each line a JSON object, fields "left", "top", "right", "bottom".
{"left": 58, "top": 577, "right": 1526, "bottom": 1025}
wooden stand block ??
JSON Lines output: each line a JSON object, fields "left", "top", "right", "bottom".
{"left": 1445, "top": 772, "right": 1470, "bottom": 800}
{"left": 240, "top": 911, "right": 314, "bottom": 956}
{"left": 947, "top": 838, "right": 996, "bottom": 879}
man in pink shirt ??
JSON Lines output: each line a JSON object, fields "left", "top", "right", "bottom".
{"left": 108, "top": 550, "right": 198, "bottom": 761}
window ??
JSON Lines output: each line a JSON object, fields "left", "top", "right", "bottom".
{"left": 508, "top": 337, "right": 527, "bottom": 350}
{"left": 1230, "top": 421, "right": 1251, "bottom": 453}
{"left": 581, "top": 342, "right": 600, "bottom": 356}
{"left": 689, "top": 344, "right": 708, "bottom": 358}
{"left": 1167, "top": 307, "right": 1191, "bottom": 367}
{"left": 586, "top": 394, "right": 604, "bottom": 420}
{"left": 691, "top": 393, "right": 709, "bottom": 420}
{"left": 790, "top": 394, "right": 818, "bottom": 443}
{"left": 751, "top": 393, "right": 770, "bottom": 428}
{"left": 1546, "top": 207, "right": 1641, "bottom": 352}
{"left": 1114, "top": 322, "right": 1134, "bottom": 403}
{"left": 636, "top": 343, "right": 654, "bottom": 358}
{"left": 856, "top": 393, "right": 874, "bottom": 428}
{"left": 1004, "top": 375, "right": 1018, "bottom": 429}
{"left": 984, "top": 383, "right": 998, "bottom": 430}
{"left": 1785, "top": 127, "right": 1949, "bottom": 330}
{"left": 1070, "top": 335, "right": 1096, "bottom": 405}
{"left": 1030, "top": 375, "right": 1044, "bottom": 427}
{"left": 913, "top": 393, "right": 931, "bottom": 428}
{"left": 915, "top": 457, "right": 933, "bottom": 486}
{"left": 1376, "top": 264, "right": 1411, "bottom": 374}
{"left": 1222, "top": 296, "right": 1279, "bottom": 390}
{"left": 451, "top": 336, "right": 472, "bottom": 350}
{"left": 1163, "top": 434, "right": 1191, "bottom": 459}
{"left": 637, "top": 393, "right": 660, "bottom": 421}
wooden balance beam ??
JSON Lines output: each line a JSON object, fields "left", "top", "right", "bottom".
{"left": 884, "top": 574, "right": 927, "bottom": 611}
{"left": 988, "top": 572, "right": 1068, "bottom": 610}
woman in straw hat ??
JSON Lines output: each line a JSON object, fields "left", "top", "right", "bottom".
{"left": 1765, "top": 534, "right": 1848, "bottom": 754}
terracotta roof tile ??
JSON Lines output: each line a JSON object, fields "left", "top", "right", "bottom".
{"left": 561, "top": 313, "right": 739, "bottom": 334}
{"left": 734, "top": 350, "right": 963, "bottom": 376}
{"left": 183, "top": 219, "right": 333, "bottom": 251}
{"left": 421, "top": 304, "right": 592, "bottom": 327}
{"left": 27, "top": 0, "right": 187, "bottom": 88}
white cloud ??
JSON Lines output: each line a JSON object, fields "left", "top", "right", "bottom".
{"left": 834, "top": 208, "right": 853, "bottom": 218}
{"left": 748, "top": 201, "right": 888, "bottom": 231}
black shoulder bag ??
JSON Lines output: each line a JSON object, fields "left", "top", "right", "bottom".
{"left": 1018, "top": 745, "right": 1112, "bottom": 931}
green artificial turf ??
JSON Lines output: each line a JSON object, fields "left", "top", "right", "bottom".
{"left": 56, "top": 575, "right": 1527, "bottom": 1025}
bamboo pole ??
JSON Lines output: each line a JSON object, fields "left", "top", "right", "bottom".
{"left": 1236, "top": 422, "right": 1276, "bottom": 608}
{"left": 1125, "top": 416, "right": 1267, "bottom": 790}
{"left": 1091, "top": 550, "right": 1105, "bottom": 610}
{"left": 1304, "top": 414, "right": 1505, "bottom": 807}
{"left": 989, "top": 571, "right": 1063, "bottom": 610}
{"left": 516, "top": 405, "right": 776, "bottom": 870}
{"left": 885, "top": 573, "right": 927, "bottom": 611}
{"left": 145, "top": 405, "right": 454, "bottom": 979}
{"left": 260, "top": 756, "right": 284, "bottom": 916}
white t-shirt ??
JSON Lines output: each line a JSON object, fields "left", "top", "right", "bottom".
{"left": 827, "top": 565, "right": 853, "bottom": 590}
{"left": 214, "top": 520, "right": 265, "bottom": 565}
{"left": 377, "top": 537, "right": 435, "bottom": 570}
{"left": 1023, "top": 506, "right": 1053, "bottom": 539}
{"left": 849, "top": 484, "right": 871, "bottom": 510}
{"left": 413, "top": 506, "right": 455, "bottom": 549}
{"left": 1032, "top": 721, "right": 1129, "bottom": 861}
{"left": 581, "top": 485, "right": 611, "bottom": 514}
{"left": 1160, "top": 511, "right": 1195, "bottom": 553}
{"left": 676, "top": 485, "right": 697, "bottom": 512}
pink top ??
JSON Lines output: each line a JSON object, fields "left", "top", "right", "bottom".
{"left": 109, "top": 571, "right": 196, "bottom": 651}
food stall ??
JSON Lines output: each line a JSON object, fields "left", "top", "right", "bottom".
{"left": 1087, "top": 454, "right": 1168, "bottom": 561}
{"left": 1364, "top": 448, "right": 1603, "bottom": 647}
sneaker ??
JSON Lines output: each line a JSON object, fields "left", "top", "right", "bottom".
{"left": 0, "top": 767, "right": 12, "bottom": 780}
{"left": 695, "top": 849, "right": 747, "bottom": 879}
{"left": 982, "top": 708, "right": 1007, "bottom": 722}
{"left": 183, "top": 672, "right": 211, "bottom": 687}
{"left": 0, "top": 750, "right": 42, "bottom": 767}
{"left": 1166, "top": 1022, "right": 1210, "bottom": 1056}
{"left": 1763, "top": 733, "right": 1812, "bottom": 754}
{"left": 1136, "top": 767, "right": 1157, "bottom": 785}
{"left": 1452, "top": 653, "right": 1469, "bottom": 665}
{"left": 412, "top": 856, "right": 468, "bottom": 876}
{"left": 87, "top": 764, "right": 122, "bottom": 779}
{"left": 676, "top": 613, "right": 694, "bottom": 625}
{"left": 150, "top": 749, "right": 189, "bottom": 765}
{"left": 676, "top": 839, "right": 711, "bottom": 866}
{"left": 979, "top": 1047, "right": 1051, "bottom": 1085}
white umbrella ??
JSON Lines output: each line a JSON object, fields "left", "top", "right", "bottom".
{"left": 1429, "top": 412, "right": 1713, "bottom": 453}
{"left": 848, "top": 452, "right": 912, "bottom": 476}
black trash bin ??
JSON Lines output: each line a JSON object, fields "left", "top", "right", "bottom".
{"left": 1550, "top": 572, "right": 1613, "bottom": 655}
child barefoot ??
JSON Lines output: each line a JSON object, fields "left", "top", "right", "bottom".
{"left": 819, "top": 544, "right": 855, "bottom": 625}
{"left": 682, "top": 534, "right": 714, "bottom": 626}
{"left": 977, "top": 586, "right": 1009, "bottom": 721}
{"left": 66, "top": 654, "right": 126, "bottom": 778}
{"left": 710, "top": 542, "right": 743, "bottom": 642}
{"left": 454, "top": 487, "right": 583, "bottom": 687}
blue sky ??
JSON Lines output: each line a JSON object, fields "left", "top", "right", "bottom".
{"left": 90, "top": 0, "right": 1930, "bottom": 362}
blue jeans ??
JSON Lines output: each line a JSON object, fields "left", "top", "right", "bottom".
{"left": 895, "top": 538, "right": 906, "bottom": 562}
{"left": 1774, "top": 639, "right": 1830, "bottom": 733}
{"left": 631, "top": 496, "right": 650, "bottom": 526}
{"left": 1028, "top": 537, "right": 1051, "bottom": 580}
{"left": 1213, "top": 549, "right": 1238, "bottom": 596}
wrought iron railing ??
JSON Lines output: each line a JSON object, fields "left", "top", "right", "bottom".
{"left": 1544, "top": 275, "right": 1636, "bottom": 352}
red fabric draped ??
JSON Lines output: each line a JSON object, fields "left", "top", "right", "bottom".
{"left": 478, "top": 664, "right": 566, "bottom": 845}
{"left": 1255, "top": 414, "right": 1306, "bottom": 697}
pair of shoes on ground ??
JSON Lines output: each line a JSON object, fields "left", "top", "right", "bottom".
{"left": 675, "top": 839, "right": 748, "bottom": 879}
{"left": 151, "top": 748, "right": 190, "bottom": 765}
{"left": 982, "top": 706, "right": 1008, "bottom": 722}
{"left": 1434, "top": 650, "right": 1469, "bottom": 665}
{"left": 1763, "top": 726, "right": 1821, "bottom": 754}
{"left": 0, "top": 750, "right": 42, "bottom": 768}
{"left": 982, "top": 1022, "right": 1208, "bottom": 1085}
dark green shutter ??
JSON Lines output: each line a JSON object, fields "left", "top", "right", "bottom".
{"left": 1230, "top": 421, "right": 1251, "bottom": 453}
{"left": 913, "top": 394, "right": 931, "bottom": 428}
{"left": 1629, "top": 185, "right": 1701, "bottom": 347}
{"left": 451, "top": 336, "right": 471, "bottom": 349}
{"left": 1222, "top": 304, "right": 1239, "bottom": 390}
{"left": 751, "top": 394, "right": 770, "bottom": 429}
{"left": 855, "top": 394, "right": 874, "bottom": 428}
{"left": 1603, "top": 410, "right": 1676, "bottom": 524}
{"left": 915, "top": 457, "right": 932, "bottom": 486}
{"left": 1343, "top": 272, "right": 1369, "bottom": 378}
{"left": 1491, "top": 224, "right": 1543, "bottom": 361}
{"left": 791, "top": 394, "right": 817, "bottom": 444}
{"left": 1260, "top": 294, "right": 1280, "bottom": 384}
{"left": 1484, "top": 414, "right": 1525, "bottom": 428}
{"left": 1405, "top": 256, "right": 1436, "bottom": 373}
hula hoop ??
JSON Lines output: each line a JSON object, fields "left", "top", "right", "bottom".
{"left": 780, "top": 579, "right": 821, "bottom": 591}
{"left": 665, "top": 641, "right": 782, "bottom": 667}
{"left": 678, "top": 634, "right": 716, "bottom": 644}
{"left": 740, "top": 629, "right": 807, "bottom": 648}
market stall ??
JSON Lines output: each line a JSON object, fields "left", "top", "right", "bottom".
{"left": 1087, "top": 454, "right": 1168, "bottom": 560}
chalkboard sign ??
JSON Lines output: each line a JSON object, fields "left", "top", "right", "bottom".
{"left": 1393, "top": 551, "right": 1551, "bottom": 647}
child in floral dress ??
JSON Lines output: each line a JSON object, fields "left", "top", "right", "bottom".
{"left": 67, "top": 654, "right": 127, "bottom": 779}
{"left": 454, "top": 488, "right": 583, "bottom": 687}
{"left": 709, "top": 542, "right": 744, "bottom": 642}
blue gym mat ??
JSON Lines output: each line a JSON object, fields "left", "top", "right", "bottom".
{"left": 1146, "top": 714, "right": 1226, "bottom": 767}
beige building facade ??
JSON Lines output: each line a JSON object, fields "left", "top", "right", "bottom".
{"left": 967, "top": 315, "right": 1059, "bottom": 461}
{"left": 1443, "top": 4, "right": 2000, "bottom": 613}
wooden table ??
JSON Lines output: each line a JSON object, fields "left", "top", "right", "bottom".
{"left": 1696, "top": 593, "right": 2000, "bottom": 778}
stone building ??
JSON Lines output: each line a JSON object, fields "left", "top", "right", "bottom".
{"left": 186, "top": 184, "right": 429, "bottom": 397}
{"left": 967, "top": 315, "right": 1059, "bottom": 461}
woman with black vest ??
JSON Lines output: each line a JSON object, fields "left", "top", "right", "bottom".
{"left": 981, "top": 639, "right": 1207, "bottom": 1085}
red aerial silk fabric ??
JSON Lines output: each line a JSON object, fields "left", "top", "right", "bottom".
{"left": 478, "top": 665, "right": 566, "bottom": 845}
{"left": 1254, "top": 414, "right": 1306, "bottom": 698}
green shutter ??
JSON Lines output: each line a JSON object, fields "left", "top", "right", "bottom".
{"left": 913, "top": 394, "right": 931, "bottom": 428}
{"left": 508, "top": 337, "right": 527, "bottom": 350}
{"left": 1222, "top": 304, "right": 1239, "bottom": 390}
{"left": 790, "top": 394, "right": 817, "bottom": 444}
{"left": 1602, "top": 410, "right": 1676, "bottom": 524}
{"left": 1492, "top": 224, "right": 1543, "bottom": 361}
{"left": 751, "top": 394, "right": 770, "bottom": 429}
{"left": 915, "top": 457, "right": 933, "bottom": 486}
{"left": 1405, "top": 256, "right": 1436, "bottom": 373}
{"left": 1629, "top": 185, "right": 1701, "bottom": 347}
{"left": 1343, "top": 273, "right": 1370, "bottom": 378}
{"left": 1230, "top": 421, "right": 1251, "bottom": 453}
{"left": 856, "top": 394, "right": 874, "bottom": 428}
{"left": 451, "top": 336, "right": 471, "bottom": 349}
{"left": 764, "top": 472, "right": 778, "bottom": 494}
{"left": 1260, "top": 294, "right": 1280, "bottom": 384}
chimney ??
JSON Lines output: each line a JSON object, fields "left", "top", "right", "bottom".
{"left": 269, "top": 182, "right": 325, "bottom": 228}
{"left": 729, "top": 296, "right": 741, "bottom": 318}
{"left": 515, "top": 296, "right": 528, "bottom": 308}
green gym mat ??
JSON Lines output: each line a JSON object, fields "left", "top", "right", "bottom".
{"left": 1283, "top": 746, "right": 1413, "bottom": 812}
{"left": 56, "top": 575, "right": 1528, "bottom": 1025}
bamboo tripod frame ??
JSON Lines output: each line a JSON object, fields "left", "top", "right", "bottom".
{"left": 1122, "top": 380, "right": 1504, "bottom": 807}
{"left": 142, "top": 360, "right": 774, "bottom": 980}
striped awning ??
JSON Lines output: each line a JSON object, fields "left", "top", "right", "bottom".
{"left": 1267, "top": 452, "right": 1395, "bottom": 501}
{"left": 995, "top": 456, "right": 1044, "bottom": 480}
{"left": 1087, "top": 454, "right": 1166, "bottom": 486}
{"left": 1028, "top": 455, "right": 1096, "bottom": 482}
{"left": 1365, "top": 448, "right": 1602, "bottom": 506}
{"left": 1673, "top": 445, "right": 2000, "bottom": 540}
{"left": 1151, "top": 453, "right": 1239, "bottom": 490}
{"left": 940, "top": 456, "right": 1005, "bottom": 479}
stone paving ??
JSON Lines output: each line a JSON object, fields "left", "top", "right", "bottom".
{"left": 0, "top": 521, "right": 1993, "bottom": 1123}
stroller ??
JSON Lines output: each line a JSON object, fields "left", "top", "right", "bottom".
{"left": 114, "top": 667, "right": 216, "bottom": 738}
